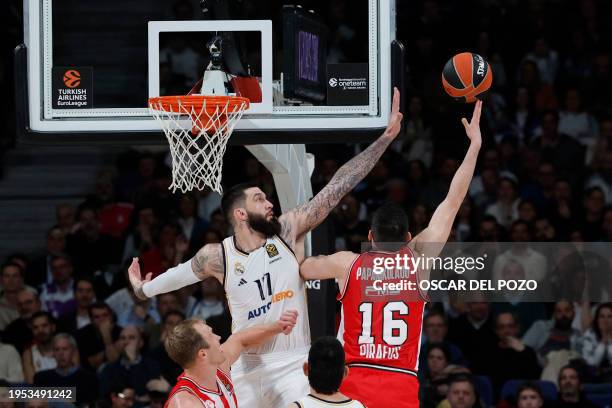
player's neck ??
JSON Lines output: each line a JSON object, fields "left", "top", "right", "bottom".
{"left": 234, "top": 226, "right": 267, "bottom": 253}
{"left": 309, "top": 390, "right": 350, "bottom": 402}
{"left": 184, "top": 363, "right": 219, "bottom": 391}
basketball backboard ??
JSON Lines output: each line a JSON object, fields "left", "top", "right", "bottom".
{"left": 17, "top": 0, "right": 403, "bottom": 144}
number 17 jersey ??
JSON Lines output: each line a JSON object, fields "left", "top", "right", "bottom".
{"left": 222, "top": 235, "right": 310, "bottom": 355}
{"left": 337, "top": 247, "right": 426, "bottom": 376}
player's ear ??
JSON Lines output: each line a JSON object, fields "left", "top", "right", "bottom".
{"left": 343, "top": 365, "right": 349, "bottom": 379}
{"left": 233, "top": 208, "right": 248, "bottom": 222}
{"left": 406, "top": 232, "right": 412, "bottom": 242}
{"left": 302, "top": 362, "right": 309, "bottom": 376}
{"left": 367, "top": 230, "right": 374, "bottom": 242}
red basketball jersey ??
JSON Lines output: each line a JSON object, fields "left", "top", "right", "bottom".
{"left": 165, "top": 369, "right": 238, "bottom": 408}
{"left": 337, "top": 246, "right": 426, "bottom": 377}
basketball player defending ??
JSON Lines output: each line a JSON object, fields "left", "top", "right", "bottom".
{"left": 164, "top": 310, "right": 297, "bottom": 408}
{"left": 128, "top": 89, "right": 404, "bottom": 407}
{"left": 300, "top": 101, "right": 483, "bottom": 408}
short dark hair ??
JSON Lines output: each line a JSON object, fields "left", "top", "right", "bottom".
{"left": 448, "top": 374, "right": 477, "bottom": 394}
{"left": 50, "top": 253, "right": 73, "bottom": 266}
{"left": 427, "top": 343, "right": 451, "bottom": 362}
{"left": 30, "top": 310, "right": 55, "bottom": 326}
{"left": 220, "top": 183, "right": 257, "bottom": 224}
{"left": 307, "top": 336, "right": 346, "bottom": 395}
{"left": 163, "top": 310, "right": 186, "bottom": 324}
{"left": 517, "top": 381, "right": 543, "bottom": 401}
{"left": 371, "top": 203, "right": 409, "bottom": 247}
{"left": 559, "top": 364, "right": 582, "bottom": 384}
{"left": 1, "top": 262, "right": 24, "bottom": 277}
{"left": 88, "top": 302, "right": 114, "bottom": 319}
{"left": 74, "top": 277, "right": 95, "bottom": 290}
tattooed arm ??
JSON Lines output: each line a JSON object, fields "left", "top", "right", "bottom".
{"left": 279, "top": 88, "right": 404, "bottom": 242}
{"left": 128, "top": 243, "right": 224, "bottom": 300}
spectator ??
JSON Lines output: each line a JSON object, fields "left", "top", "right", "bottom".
{"left": 579, "top": 187, "right": 605, "bottom": 240}
{"left": 487, "top": 313, "right": 541, "bottom": 400}
{"left": 39, "top": 254, "right": 76, "bottom": 319}
{"left": 3, "top": 289, "right": 42, "bottom": 353}
{"left": 176, "top": 193, "right": 208, "bottom": 252}
{"left": 57, "top": 277, "right": 96, "bottom": 333}
{"left": 191, "top": 278, "right": 225, "bottom": 321}
{"left": 520, "top": 162, "right": 556, "bottom": 210}
{"left": 523, "top": 37, "right": 559, "bottom": 85}
{"left": 590, "top": 117, "right": 612, "bottom": 170}
{"left": 517, "top": 199, "right": 538, "bottom": 224}
{"left": 548, "top": 179, "right": 576, "bottom": 239}
{"left": 121, "top": 205, "right": 158, "bottom": 264}
{"left": 530, "top": 111, "right": 585, "bottom": 189}
{"left": 409, "top": 203, "right": 429, "bottom": 236}
{"left": 446, "top": 374, "right": 480, "bottom": 408}
{"left": 33, "top": 333, "right": 98, "bottom": 405}
{"left": 333, "top": 194, "right": 370, "bottom": 252}
{"left": 28, "top": 227, "right": 66, "bottom": 288}
{"left": 492, "top": 221, "right": 547, "bottom": 283}
{"left": 0, "top": 339, "right": 24, "bottom": 382}
{"left": 98, "top": 326, "right": 162, "bottom": 407}
{"left": 448, "top": 301, "right": 497, "bottom": 375}
{"left": 0, "top": 262, "right": 35, "bottom": 310}
{"left": 515, "top": 382, "right": 544, "bottom": 408}
{"left": 522, "top": 300, "right": 583, "bottom": 369}
{"left": 76, "top": 302, "right": 122, "bottom": 370}
{"left": 555, "top": 365, "right": 598, "bottom": 407}
{"left": 106, "top": 279, "right": 158, "bottom": 327}
{"left": 139, "top": 223, "right": 185, "bottom": 279}
{"left": 453, "top": 197, "right": 478, "bottom": 242}
{"left": 516, "top": 60, "right": 557, "bottom": 112}
{"left": 66, "top": 205, "right": 123, "bottom": 275}
{"left": 581, "top": 302, "right": 612, "bottom": 382}
{"left": 208, "top": 209, "right": 228, "bottom": 237}
{"left": 109, "top": 385, "right": 135, "bottom": 408}
{"left": 55, "top": 203, "right": 76, "bottom": 237}
{"left": 145, "top": 292, "right": 181, "bottom": 350}
{"left": 586, "top": 150, "right": 612, "bottom": 204}
{"left": 558, "top": 88, "right": 599, "bottom": 149}
{"left": 485, "top": 175, "right": 520, "bottom": 228}
{"left": 22, "top": 311, "right": 57, "bottom": 383}
{"left": 87, "top": 172, "right": 134, "bottom": 240}
{"left": 534, "top": 217, "right": 556, "bottom": 242}
{"left": 420, "top": 311, "right": 466, "bottom": 370}
{"left": 150, "top": 310, "right": 184, "bottom": 384}
{"left": 508, "top": 87, "right": 540, "bottom": 144}
{"left": 196, "top": 188, "right": 222, "bottom": 221}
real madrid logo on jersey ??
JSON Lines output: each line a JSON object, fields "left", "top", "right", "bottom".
{"left": 204, "top": 401, "right": 214, "bottom": 408}
{"left": 265, "top": 243, "right": 279, "bottom": 258}
{"left": 234, "top": 262, "right": 245, "bottom": 276}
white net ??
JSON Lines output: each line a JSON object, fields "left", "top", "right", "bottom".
{"left": 149, "top": 96, "right": 249, "bottom": 194}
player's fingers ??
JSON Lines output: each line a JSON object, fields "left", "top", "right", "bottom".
{"left": 475, "top": 100, "right": 482, "bottom": 122}
{"left": 145, "top": 272, "right": 153, "bottom": 282}
{"left": 461, "top": 118, "right": 469, "bottom": 129}
{"left": 391, "top": 87, "right": 400, "bottom": 114}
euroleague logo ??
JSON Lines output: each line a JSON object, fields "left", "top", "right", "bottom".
{"left": 329, "top": 78, "right": 338, "bottom": 87}
{"left": 63, "top": 70, "right": 81, "bottom": 88}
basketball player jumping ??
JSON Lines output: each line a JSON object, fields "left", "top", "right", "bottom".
{"left": 300, "top": 101, "right": 483, "bottom": 408}
{"left": 128, "top": 88, "right": 404, "bottom": 407}
{"left": 164, "top": 310, "right": 298, "bottom": 408}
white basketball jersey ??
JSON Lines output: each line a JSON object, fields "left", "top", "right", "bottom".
{"left": 294, "top": 395, "right": 366, "bottom": 408}
{"left": 222, "top": 235, "right": 310, "bottom": 354}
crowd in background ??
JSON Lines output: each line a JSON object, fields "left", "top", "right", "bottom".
{"left": 2, "top": 0, "right": 612, "bottom": 407}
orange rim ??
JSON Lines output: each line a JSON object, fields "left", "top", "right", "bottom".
{"left": 148, "top": 95, "right": 250, "bottom": 114}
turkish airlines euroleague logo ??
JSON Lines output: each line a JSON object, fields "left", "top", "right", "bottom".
{"left": 63, "top": 70, "right": 81, "bottom": 88}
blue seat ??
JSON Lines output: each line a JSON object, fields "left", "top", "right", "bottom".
{"left": 473, "top": 375, "right": 493, "bottom": 408}
{"left": 585, "top": 383, "right": 612, "bottom": 394}
{"left": 586, "top": 393, "right": 612, "bottom": 408}
{"left": 501, "top": 379, "right": 558, "bottom": 402}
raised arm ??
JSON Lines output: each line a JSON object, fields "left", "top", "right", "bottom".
{"left": 128, "top": 243, "right": 224, "bottom": 300}
{"left": 279, "top": 88, "right": 403, "bottom": 240}
{"left": 412, "top": 101, "right": 483, "bottom": 258}
{"left": 220, "top": 310, "right": 298, "bottom": 373}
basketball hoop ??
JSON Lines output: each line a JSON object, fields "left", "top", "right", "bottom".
{"left": 149, "top": 95, "right": 249, "bottom": 194}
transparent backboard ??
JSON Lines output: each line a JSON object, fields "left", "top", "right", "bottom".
{"left": 20, "top": 0, "right": 400, "bottom": 141}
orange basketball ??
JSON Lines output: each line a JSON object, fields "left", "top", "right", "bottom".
{"left": 441, "top": 52, "right": 492, "bottom": 103}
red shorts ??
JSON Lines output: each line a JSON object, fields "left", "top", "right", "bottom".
{"left": 340, "top": 365, "right": 420, "bottom": 408}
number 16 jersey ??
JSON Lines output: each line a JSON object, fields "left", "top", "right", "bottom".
{"left": 337, "top": 247, "right": 426, "bottom": 376}
{"left": 222, "top": 235, "right": 311, "bottom": 355}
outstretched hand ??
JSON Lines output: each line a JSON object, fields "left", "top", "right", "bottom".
{"left": 461, "top": 100, "right": 483, "bottom": 146}
{"left": 383, "top": 87, "right": 403, "bottom": 140}
{"left": 128, "top": 257, "right": 152, "bottom": 300}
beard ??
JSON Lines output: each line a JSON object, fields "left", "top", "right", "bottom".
{"left": 247, "top": 211, "right": 281, "bottom": 237}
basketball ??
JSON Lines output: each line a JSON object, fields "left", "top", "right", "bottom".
{"left": 441, "top": 52, "right": 493, "bottom": 103}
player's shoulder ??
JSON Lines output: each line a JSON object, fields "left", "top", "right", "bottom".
{"left": 166, "top": 389, "right": 202, "bottom": 408}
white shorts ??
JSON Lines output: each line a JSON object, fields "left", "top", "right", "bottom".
{"left": 232, "top": 347, "right": 310, "bottom": 408}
